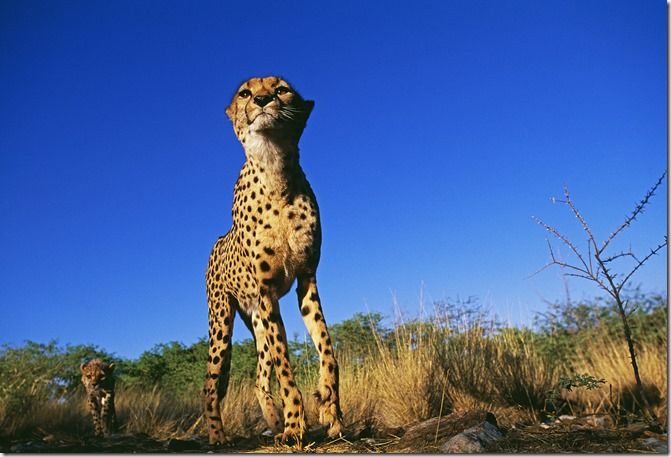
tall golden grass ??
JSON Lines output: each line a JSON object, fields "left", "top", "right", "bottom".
{"left": 1, "top": 309, "right": 666, "bottom": 441}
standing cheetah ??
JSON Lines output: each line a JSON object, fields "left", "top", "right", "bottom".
{"left": 80, "top": 359, "right": 117, "bottom": 437}
{"left": 204, "top": 76, "right": 343, "bottom": 445}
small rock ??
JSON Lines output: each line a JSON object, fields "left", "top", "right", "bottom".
{"left": 442, "top": 420, "right": 504, "bottom": 453}
{"left": 42, "top": 434, "right": 57, "bottom": 444}
{"left": 624, "top": 422, "right": 648, "bottom": 434}
{"left": 558, "top": 415, "right": 576, "bottom": 421}
{"left": 640, "top": 437, "right": 668, "bottom": 453}
{"left": 583, "top": 415, "right": 612, "bottom": 428}
{"left": 539, "top": 423, "right": 551, "bottom": 429}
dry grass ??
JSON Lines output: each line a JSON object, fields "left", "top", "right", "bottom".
{"left": 1, "top": 311, "right": 667, "bottom": 444}
{"left": 563, "top": 337, "right": 667, "bottom": 427}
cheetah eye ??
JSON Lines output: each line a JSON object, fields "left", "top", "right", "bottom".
{"left": 275, "top": 86, "right": 290, "bottom": 96}
{"left": 238, "top": 89, "right": 252, "bottom": 98}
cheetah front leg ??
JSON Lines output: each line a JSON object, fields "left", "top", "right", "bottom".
{"left": 253, "top": 295, "right": 305, "bottom": 445}
{"left": 297, "top": 276, "right": 343, "bottom": 438}
{"left": 203, "top": 291, "right": 236, "bottom": 445}
{"left": 100, "top": 391, "right": 116, "bottom": 436}
{"left": 252, "top": 329, "right": 283, "bottom": 434}
{"left": 88, "top": 395, "right": 104, "bottom": 438}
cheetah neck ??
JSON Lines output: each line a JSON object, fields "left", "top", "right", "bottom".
{"left": 243, "top": 132, "right": 301, "bottom": 190}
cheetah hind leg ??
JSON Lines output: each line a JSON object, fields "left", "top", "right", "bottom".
{"left": 203, "top": 292, "right": 236, "bottom": 446}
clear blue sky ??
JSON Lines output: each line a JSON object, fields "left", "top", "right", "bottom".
{"left": 1, "top": 1, "right": 667, "bottom": 359}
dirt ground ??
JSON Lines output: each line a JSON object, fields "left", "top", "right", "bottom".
{"left": 1, "top": 415, "right": 667, "bottom": 453}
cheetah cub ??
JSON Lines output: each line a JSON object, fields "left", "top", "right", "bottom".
{"left": 204, "top": 76, "right": 343, "bottom": 445}
{"left": 80, "top": 359, "right": 117, "bottom": 437}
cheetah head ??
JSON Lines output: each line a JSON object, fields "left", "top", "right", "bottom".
{"left": 226, "top": 76, "right": 314, "bottom": 145}
{"left": 80, "top": 359, "right": 114, "bottom": 391}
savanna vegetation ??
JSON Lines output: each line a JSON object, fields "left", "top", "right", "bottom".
{"left": 0, "top": 289, "right": 666, "bottom": 448}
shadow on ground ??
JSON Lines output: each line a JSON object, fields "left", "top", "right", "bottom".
{"left": 1, "top": 411, "right": 667, "bottom": 453}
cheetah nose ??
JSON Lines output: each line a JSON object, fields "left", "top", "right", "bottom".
{"left": 253, "top": 95, "right": 273, "bottom": 107}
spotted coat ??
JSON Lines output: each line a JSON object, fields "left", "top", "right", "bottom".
{"left": 80, "top": 359, "right": 116, "bottom": 437}
{"left": 203, "top": 76, "right": 343, "bottom": 446}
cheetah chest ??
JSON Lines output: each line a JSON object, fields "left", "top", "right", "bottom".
{"left": 256, "top": 194, "right": 320, "bottom": 278}
{"left": 230, "top": 187, "right": 320, "bottom": 298}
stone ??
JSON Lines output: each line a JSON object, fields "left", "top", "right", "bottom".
{"left": 640, "top": 437, "right": 668, "bottom": 454}
{"left": 442, "top": 419, "right": 504, "bottom": 453}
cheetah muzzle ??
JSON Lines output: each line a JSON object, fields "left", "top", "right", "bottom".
{"left": 203, "top": 76, "right": 343, "bottom": 446}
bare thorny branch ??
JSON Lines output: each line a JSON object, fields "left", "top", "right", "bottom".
{"left": 531, "top": 173, "right": 667, "bottom": 430}
{"left": 600, "top": 171, "right": 666, "bottom": 255}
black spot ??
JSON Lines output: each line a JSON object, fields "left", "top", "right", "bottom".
{"left": 309, "top": 292, "right": 318, "bottom": 302}
{"left": 223, "top": 335, "right": 229, "bottom": 344}
{"left": 260, "top": 261, "right": 271, "bottom": 272}
{"left": 216, "top": 330, "right": 223, "bottom": 340}
{"left": 212, "top": 356, "right": 220, "bottom": 365}
{"left": 301, "top": 306, "right": 310, "bottom": 316}
{"left": 284, "top": 388, "right": 289, "bottom": 397}
{"left": 265, "top": 203, "right": 272, "bottom": 210}
{"left": 287, "top": 212, "right": 295, "bottom": 219}
{"left": 314, "top": 312, "right": 322, "bottom": 321}
{"left": 264, "top": 247, "right": 275, "bottom": 255}
{"left": 293, "top": 398, "right": 300, "bottom": 405}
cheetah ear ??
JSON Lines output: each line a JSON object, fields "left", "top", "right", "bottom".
{"left": 80, "top": 363, "right": 86, "bottom": 373}
{"left": 303, "top": 100, "right": 314, "bottom": 118}
{"left": 106, "top": 363, "right": 115, "bottom": 373}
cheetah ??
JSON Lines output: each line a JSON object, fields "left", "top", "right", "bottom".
{"left": 204, "top": 76, "right": 343, "bottom": 445}
{"left": 80, "top": 359, "right": 117, "bottom": 437}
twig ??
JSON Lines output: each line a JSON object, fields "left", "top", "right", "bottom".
{"left": 599, "top": 172, "right": 666, "bottom": 254}
{"left": 617, "top": 240, "right": 667, "bottom": 294}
